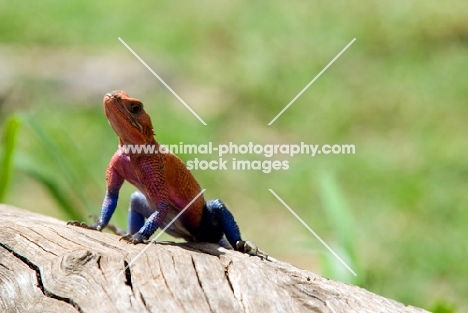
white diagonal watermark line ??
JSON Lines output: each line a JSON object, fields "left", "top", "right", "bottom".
{"left": 327, "top": 301, "right": 338, "bottom": 313}
{"left": 118, "top": 189, "right": 206, "bottom": 277}
{"left": 268, "top": 188, "right": 357, "bottom": 276}
{"left": 118, "top": 37, "right": 207, "bottom": 125}
{"left": 268, "top": 38, "right": 356, "bottom": 125}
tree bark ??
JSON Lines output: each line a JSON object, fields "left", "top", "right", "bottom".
{"left": 0, "top": 204, "right": 428, "bottom": 313}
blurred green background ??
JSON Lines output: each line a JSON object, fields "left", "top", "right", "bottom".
{"left": 1, "top": 1, "right": 466, "bottom": 312}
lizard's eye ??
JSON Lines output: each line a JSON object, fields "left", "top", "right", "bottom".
{"left": 129, "top": 103, "right": 142, "bottom": 114}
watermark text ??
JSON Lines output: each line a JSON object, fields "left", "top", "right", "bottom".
{"left": 119, "top": 142, "right": 355, "bottom": 173}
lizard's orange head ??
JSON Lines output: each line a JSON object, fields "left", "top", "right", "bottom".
{"left": 103, "top": 90, "right": 155, "bottom": 144}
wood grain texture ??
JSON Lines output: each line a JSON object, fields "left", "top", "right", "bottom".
{"left": 0, "top": 205, "right": 429, "bottom": 313}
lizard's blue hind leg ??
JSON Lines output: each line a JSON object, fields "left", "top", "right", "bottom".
{"left": 197, "top": 199, "right": 268, "bottom": 258}
{"left": 196, "top": 199, "right": 241, "bottom": 248}
{"left": 128, "top": 191, "right": 153, "bottom": 235}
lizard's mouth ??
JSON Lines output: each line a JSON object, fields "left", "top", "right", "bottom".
{"left": 105, "top": 90, "right": 128, "bottom": 100}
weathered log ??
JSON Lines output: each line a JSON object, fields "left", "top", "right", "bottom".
{"left": 0, "top": 204, "right": 428, "bottom": 313}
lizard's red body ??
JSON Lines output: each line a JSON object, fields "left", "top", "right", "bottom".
{"left": 69, "top": 90, "right": 264, "bottom": 257}
{"left": 103, "top": 90, "right": 206, "bottom": 240}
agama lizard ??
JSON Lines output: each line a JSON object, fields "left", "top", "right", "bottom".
{"left": 68, "top": 90, "right": 265, "bottom": 257}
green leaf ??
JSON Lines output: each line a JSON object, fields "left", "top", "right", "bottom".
{"left": 0, "top": 116, "right": 21, "bottom": 202}
{"left": 21, "top": 164, "right": 83, "bottom": 221}
{"left": 431, "top": 299, "right": 457, "bottom": 313}
{"left": 318, "top": 171, "right": 362, "bottom": 285}
{"left": 21, "top": 114, "right": 92, "bottom": 217}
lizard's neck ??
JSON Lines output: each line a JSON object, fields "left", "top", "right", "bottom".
{"left": 118, "top": 137, "right": 162, "bottom": 157}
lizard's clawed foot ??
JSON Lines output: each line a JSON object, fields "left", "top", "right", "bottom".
{"left": 119, "top": 233, "right": 148, "bottom": 245}
{"left": 67, "top": 220, "right": 103, "bottom": 231}
{"left": 88, "top": 214, "right": 126, "bottom": 236}
{"left": 236, "top": 240, "right": 268, "bottom": 260}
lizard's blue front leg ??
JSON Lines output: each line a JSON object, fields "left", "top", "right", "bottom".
{"left": 67, "top": 189, "right": 119, "bottom": 231}
{"left": 67, "top": 162, "right": 124, "bottom": 231}
{"left": 98, "top": 190, "right": 119, "bottom": 229}
{"left": 94, "top": 163, "right": 125, "bottom": 229}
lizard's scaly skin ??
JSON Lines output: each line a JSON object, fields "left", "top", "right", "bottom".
{"left": 68, "top": 90, "right": 266, "bottom": 258}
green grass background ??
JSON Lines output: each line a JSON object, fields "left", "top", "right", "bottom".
{"left": 1, "top": 1, "right": 467, "bottom": 312}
